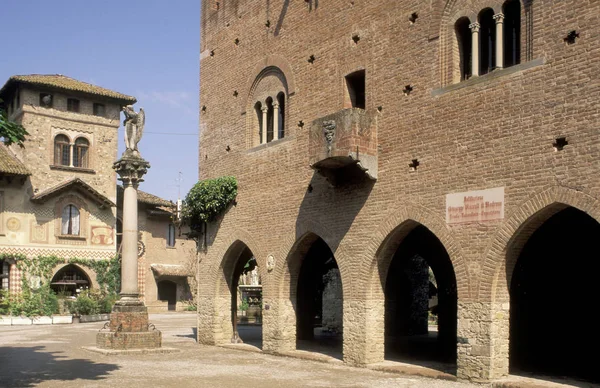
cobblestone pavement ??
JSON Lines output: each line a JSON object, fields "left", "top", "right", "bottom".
{"left": 0, "top": 313, "right": 486, "bottom": 388}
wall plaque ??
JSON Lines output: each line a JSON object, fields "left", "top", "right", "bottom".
{"left": 446, "top": 187, "right": 504, "bottom": 225}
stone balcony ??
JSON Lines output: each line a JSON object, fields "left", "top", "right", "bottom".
{"left": 309, "top": 108, "right": 377, "bottom": 185}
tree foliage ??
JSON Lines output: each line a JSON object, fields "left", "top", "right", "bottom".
{"left": 182, "top": 176, "right": 238, "bottom": 232}
{"left": 0, "top": 98, "right": 28, "bottom": 147}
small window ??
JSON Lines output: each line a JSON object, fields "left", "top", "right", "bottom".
{"left": 93, "top": 103, "right": 106, "bottom": 117}
{"left": 455, "top": 17, "right": 472, "bottom": 81}
{"left": 67, "top": 98, "right": 80, "bottom": 113}
{"left": 255, "top": 102, "right": 263, "bottom": 144}
{"left": 503, "top": 0, "right": 521, "bottom": 68}
{"left": 61, "top": 205, "right": 80, "bottom": 236}
{"left": 277, "top": 92, "right": 285, "bottom": 139}
{"left": 345, "top": 70, "right": 366, "bottom": 109}
{"left": 54, "top": 134, "right": 70, "bottom": 166}
{"left": 0, "top": 260, "right": 9, "bottom": 290}
{"left": 479, "top": 8, "right": 496, "bottom": 75}
{"left": 266, "top": 97, "right": 274, "bottom": 143}
{"left": 167, "top": 224, "right": 176, "bottom": 247}
{"left": 73, "top": 137, "right": 89, "bottom": 168}
{"left": 40, "top": 93, "right": 53, "bottom": 108}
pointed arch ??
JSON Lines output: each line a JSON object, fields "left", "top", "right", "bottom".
{"left": 480, "top": 186, "right": 600, "bottom": 303}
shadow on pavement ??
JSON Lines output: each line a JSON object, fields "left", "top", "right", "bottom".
{"left": 175, "top": 327, "right": 197, "bottom": 340}
{"left": 0, "top": 346, "right": 119, "bottom": 387}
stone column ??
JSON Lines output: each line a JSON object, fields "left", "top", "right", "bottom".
{"left": 273, "top": 102, "right": 280, "bottom": 141}
{"left": 493, "top": 13, "right": 505, "bottom": 70}
{"left": 96, "top": 154, "right": 162, "bottom": 351}
{"left": 261, "top": 107, "right": 268, "bottom": 144}
{"left": 113, "top": 156, "right": 150, "bottom": 305}
{"left": 69, "top": 143, "right": 74, "bottom": 167}
{"left": 469, "top": 22, "right": 481, "bottom": 77}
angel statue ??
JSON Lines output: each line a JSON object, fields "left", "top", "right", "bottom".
{"left": 122, "top": 105, "right": 145, "bottom": 156}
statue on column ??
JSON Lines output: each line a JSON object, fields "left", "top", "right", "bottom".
{"left": 122, "top": 105, "right": 145, "bottom": 157}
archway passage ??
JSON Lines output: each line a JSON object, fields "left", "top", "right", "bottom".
{"left": 510, "top": 207, "right": 600, "bottom": 383}
{"left": 157, "top": 280, "right": 177, "bottom": 311}
{"left": 227, "top": 244, "right": 262, "bottom": 348}
{"left": 384, "top": 225, "right": 457, "bottom": 371}
{"left": 296, "top": 237, "right": 343, "bottom": 359}
{"left": 50, "top": 265, "right": 91, "bottom": 296}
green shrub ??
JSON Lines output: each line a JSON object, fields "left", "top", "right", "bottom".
{"left": 69, "top": 290, "right": 99, "bottom": 316}
{"left": 13, "top": 285, "right": 59, "bottom": 317}
{"left": 99, "top": 293, "right": 118, "bottom": 314}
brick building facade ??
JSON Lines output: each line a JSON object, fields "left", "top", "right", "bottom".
{"left": 197, "top": 1, "right": 599, "bottom": 383}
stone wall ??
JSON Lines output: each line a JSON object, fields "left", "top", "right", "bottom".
{"left": 198, "top": 0, "right": 600, "bottom": 381}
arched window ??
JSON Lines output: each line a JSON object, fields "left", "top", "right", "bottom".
{"left": 61, "top": 204, "right": 80, "bottom": 236}
{"left": 479, "top": 8, "right": 496, "bottom": 75}
{"left": 54, "top": 134, "right": 70, "bottom": 166}
{"left": 73, "top": 137, "right": 89, "bottom": 168}
{"left": 455, "top": 17, "right": 472, "bottom": 81}
{"left": 503, "top": 0, "right": 521, "bottom": 68}
{"left": 167, "top": 224, "right": 176, "bottom": 247}
{"left": 266, "top": 97, "right": 274, "bottom": 143}
{"left": 255, "top": 102, "right": 263, "bottom": 144}
{"left": 277, "top": 92, "right": 285, "bottom": 139}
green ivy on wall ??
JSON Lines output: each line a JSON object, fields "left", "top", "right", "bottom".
{"left": 181, "top": 176, "right": 238, "bottom": 233}
{"left": 0, "top": 254, "right": 121, "bottom": 317}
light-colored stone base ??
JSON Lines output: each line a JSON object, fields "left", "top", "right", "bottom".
{"left": 82, "top": 346, "right": 180, "bottom": 355}
{"left": 32, "top": 316, "right": 53, "bottom": 325}
{"left": 367, "top": 361, "right": 457, "bottom": 381}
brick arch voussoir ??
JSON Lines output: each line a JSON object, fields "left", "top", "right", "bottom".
{"left": 241, "top": 54, "right": 296, "bottom": 115}
{"left": 358, "top": 203, "right": 469, "bottom": 302}
{"left": 481, "top": 186, "right": 600, "bottom": 303}
{"left": 205, "top": 228, "right": 268, "bottom": 299}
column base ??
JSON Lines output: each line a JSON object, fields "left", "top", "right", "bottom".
{"left": 96, "top": 302, "right": 162, "bottom": 350}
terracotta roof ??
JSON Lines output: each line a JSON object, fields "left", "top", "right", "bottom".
{"left": 0, "top": 144, "right": 31, "bottom": 176}
{"left": 118, "top": 185, "right": 174, "bottom": 207}
{"left": 0, "top": 74, "right": 136, "bottom": 104}
{"left": 31, "top": 178, "right": 115, "bottom": 208}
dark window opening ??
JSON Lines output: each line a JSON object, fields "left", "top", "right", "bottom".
{"left": 503, "top": 0, "right": 521, "bottom": 68}
{"left": 40, "top": 93, "right": 53, "bottom": 108}
{"left": 167, "top": 224, "right": 176, "bottom": 247}
{"left": 0, "top": 260, "right": 10, "bottom": 290}
{"left": 50, "top": 265, "right": 91, "bottom": 296}
{"left": 73, "top": 137, "right": 89, "bottom": 168}
{"left": 456, "top": 18, "right": 472, "bottom": 81}
{"left": 255, "top": 102, "right": 263, "bottom": 144}
{"left": 479, "top": 8, "right": 496, "bottom": 75}
{"left": 93, "top": 103, "right": 106, "bottom": 117}
{"left": 277, "top": 92, "right": 285, "bottom": 139}
{"left": 266, "top": 97, "right": 274, "bottom": 143}
{"left": 54, "top": 134, "right": 70, "bottom": 166}
{"left": 67, "top": 98, "right": 80, "bottom": 113}
{"left": 345, "top": 70, "right": 366, "bottom": 109}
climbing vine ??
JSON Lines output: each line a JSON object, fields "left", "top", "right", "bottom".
{"left": 0, "top": 254, "right": 121, "bottom": 317}
{"left": 181, "top": 176, "right": 238, "bottom": 233}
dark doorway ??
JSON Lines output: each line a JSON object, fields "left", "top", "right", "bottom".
{"left": 384, "top": 225, "right": 457, "bottom": 373}
{"left": 51, "top": 265, "right": 91, "bottom": 296}
{"left": 296, "top": 237, "right": 343, "bottom": 359}
{"left": 157, "top": 280, "right": 177, "bottom": 311}
{"left": 510, "top": 207, "right": 600, "bottom": 383}
{"left": 229, "top": 246, "right": 263, "bottom": 348}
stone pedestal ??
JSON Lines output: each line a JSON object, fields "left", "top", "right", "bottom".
{"left": 96, "top": 153, "right": 162, "bottom": 350}
{"left": 97, "top": 304, "right": 161, "bottom": 350}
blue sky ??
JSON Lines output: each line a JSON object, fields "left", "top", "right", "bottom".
{"left": 0, "top": 0, "right": 200, "bottom": 202}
